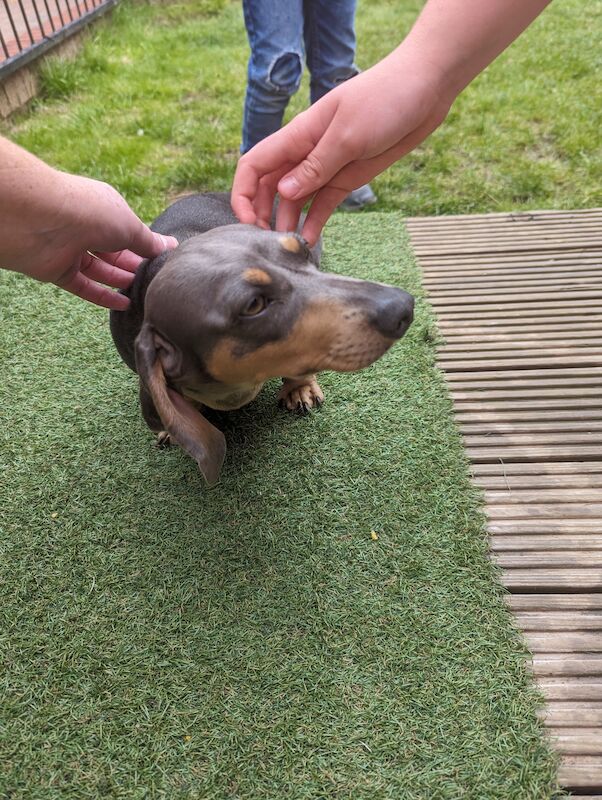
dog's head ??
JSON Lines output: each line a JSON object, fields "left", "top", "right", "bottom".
{"left": 135, "top": 224, "right": 414, "bottom": 483}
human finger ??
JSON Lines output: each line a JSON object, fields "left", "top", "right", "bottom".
{"left": 231, "top": 113, "right": 320, "bottom": 223}
{"left": 299, "top": 186, "right": 348, "bottom": 245}
{"left": 94, "top": 248, "right": 144, "bottom": 272}
{"left": 253, "top": 173, "right": 282, "bottom": 230}
{"left": 57, "top": 269, "right": 130, "bottom": 310}
{"left": 275, "top": 195, "right": 307, "bottom": 234}
{"left": 80, "top": 252, "right": 136, "bottom": 290}
{"left": 125, "top": 224, "right": 178, "bottom": 261}
{"left": 276, "top": 122, "right": 358, "bottom": 203}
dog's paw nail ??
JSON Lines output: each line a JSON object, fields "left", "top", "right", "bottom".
{"left": 156, "top": 431, "right": 171, "bottom": 448}
{"left": 314, "top": 396, "right": 324, "bottom": 409}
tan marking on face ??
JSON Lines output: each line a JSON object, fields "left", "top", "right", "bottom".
{"left": 206, "top": 301, "right": 394, "bottom": 384}
{"left": 244, "top": 268, "right": 272, "bottom": 285}
{"left": 279, "top": 236, "right": 301, "bottom": 253}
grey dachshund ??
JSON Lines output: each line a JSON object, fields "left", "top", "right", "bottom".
{"left": 110, "top": 193, "right": 414, "bottom": 485}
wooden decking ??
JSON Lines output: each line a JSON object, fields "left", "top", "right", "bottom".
{"left": 406, "top": 208, "right": 602, "bottom": 796}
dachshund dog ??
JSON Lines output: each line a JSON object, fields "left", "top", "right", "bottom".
{"left": 110, "top": 193, "right": 414, "bottom": 485}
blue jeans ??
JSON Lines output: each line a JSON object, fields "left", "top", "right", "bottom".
{"left": 241, "top": 0, "right": 359, "bottom": 154}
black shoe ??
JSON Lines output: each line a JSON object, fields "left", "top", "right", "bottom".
{"left": 338, "top": 184, "right": 377, "bottom": 211}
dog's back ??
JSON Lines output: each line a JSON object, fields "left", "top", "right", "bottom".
{"left": 151, "top": 192, "right": 238, "bottom": 241}
{"left": 110, "top": 193, "right": 238, "bottom": 371}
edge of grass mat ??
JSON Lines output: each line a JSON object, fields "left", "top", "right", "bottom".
{"left": 0, "top": 212, "right": 559, "bottom": 799}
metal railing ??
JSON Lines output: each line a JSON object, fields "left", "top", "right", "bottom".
{"left": 0, "top": 0, "right": 116, "bottom": 78}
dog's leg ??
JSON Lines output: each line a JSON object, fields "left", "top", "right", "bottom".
{"left": 139, "top": 379, "right": 171, "bottom": 447}
{"left": 278, "top": 375, "right": 324, "bottom": 415}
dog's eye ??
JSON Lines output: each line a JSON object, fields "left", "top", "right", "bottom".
{"left": 241, "top": 296, "right": 268, "bottom": 317}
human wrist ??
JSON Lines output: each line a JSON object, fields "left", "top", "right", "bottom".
{"left": 385, "top": 36, "right": 463, "bottom": 111}
{"left": 369, "top": 42, "right": 457, "bottom": 140}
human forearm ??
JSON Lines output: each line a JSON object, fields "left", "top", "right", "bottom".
{"left": 392, "top": 0, "right": 552, "bottom": 102}
{"left": 0, "top": 136, "right": 176, "bottom": 309}
{"left": 0, "top": 137, "right": 84, "bottom": 272}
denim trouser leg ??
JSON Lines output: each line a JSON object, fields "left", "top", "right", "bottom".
{"left": 241, "top": 0, "right": 305, "bottom": 153}
{"left": 241, "top": 0, "right": 359, "bottom": 154}
{"left": 303, "top": 0, "right": 358, "bottom": 105}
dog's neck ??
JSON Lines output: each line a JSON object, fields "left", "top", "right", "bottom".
{"left": 181, "top": 380, "right": 264, "bottom": 411}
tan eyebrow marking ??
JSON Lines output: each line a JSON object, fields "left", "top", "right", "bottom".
{"left": 243, "top": 268, "right": 272, "bottom": 285}
{"left": 279, "top": 236, "right": 301, "bottom": 253}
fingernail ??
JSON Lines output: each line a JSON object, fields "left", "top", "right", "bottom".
{"left": 279, "top": 176, "right": 301, "bottom": 198}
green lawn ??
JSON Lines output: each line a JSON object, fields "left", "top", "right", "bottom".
{"left": 0, "top": 215, "right": 558, "bottom": 798}
{"left": 3, "top": 0, "right": 596, "bottom": 795}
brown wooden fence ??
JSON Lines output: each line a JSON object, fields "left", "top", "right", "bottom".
{"left": 0, "top": 0, "right": 115, "bottom": 78}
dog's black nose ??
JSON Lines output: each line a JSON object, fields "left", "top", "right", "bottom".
{"left": 373, "top": 290, "right": 414, "bottom": 339}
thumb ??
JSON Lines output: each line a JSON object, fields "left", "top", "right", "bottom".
{"left": 277, "top": 125, "right": 353, "bottom": 201}
{"left": 128, "top": 219, "right": 178, "bottom": 260}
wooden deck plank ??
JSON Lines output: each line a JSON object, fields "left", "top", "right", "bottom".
{"left": 558, "top": 764, "right": 602, "bottom": 792}
{"left": 544, "top": 712, "right": 602, "bottom": 730}
{"left": 534, "top": 661, "right": 602, "bottom": 677}
{"left": 489, "top": 521, "right": 602, "bottom": 534}
{"left": 408, "top": 207, "right": 602, "bottom": 793}
{"left": 491, "top": 535, "right": 602, "bottom": 551}
{"left": 508, "top": 596, "right": 602, "bottom": 611}
{"left": 462, "top": 422, "right": 602, "bottom": 435}
{"left": 550, "top": 732, "right": 602, "bottom": 755}
{"left": 525, "top": 632, "right": 602, "bottom": 651}
{"left": 445, "top": 334, "right": 600, "bottom": 346}
{"left": 515, "top": 612, "right": 602, "bottom": 630}
{"left": 430, "top": 290, "right": 602, "bottom": 306}
{"left": 458, "top": 410, "right": 602, "bottom": 423}
{"left": 467, "top": 445, "right": 602, "bottom": 462}
{"left": 480, "top": 476, "right": 602, "bottom": 489}
{"left": 567, "top": 796, "right": 602, "bottom": 799}
{"left": 447, "top": 366, "right": 602, "bottom": 380}
{"left": 532, "top": 664, "right": 602, "bottom": 676}
{"left": 472, "top": 462, "right": 602, "bottom": 475}
{"left": 421, "top": 257, "right": 602, "bottom": 272}
{"left": 448, "top": 343, "right": 602, "bottom": 357}
{"left": 494, "top": 552, "right": 602, "bottom": 567}
{"left": 467, "top": 433, "right": 602, "bottom": 447}
{"left": 485, "top": 490, "right": 602, "bottom": 504}
{"left": 442, "top": 348, "right": 602, "bottom": 361}
{"left": 422, "top": 273, "right": 602, "bottom": 289}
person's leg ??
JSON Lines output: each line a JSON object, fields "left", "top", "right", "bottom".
{"left": 303, "top": 0, "right": 377, "bottom": 210}
{"left": 241, "top": 0, "right": 305, "bottom": 154}
{"left": 303, "top": 0, "right": 359, "bottom": 105}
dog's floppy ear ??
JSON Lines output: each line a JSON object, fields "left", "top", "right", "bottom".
{"left": 134, "top": 322, "right": 226, "bottom": 486}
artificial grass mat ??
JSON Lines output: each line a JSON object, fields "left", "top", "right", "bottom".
{"left": 0, "top": 213, "right": 558, "bottom": 798}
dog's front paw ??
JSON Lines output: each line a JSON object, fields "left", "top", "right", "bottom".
{"left": 278, "top": 376, "right": 324, "bottom": 415}
{"left": 156, "top": 431, "right": 172, "bottom": 448}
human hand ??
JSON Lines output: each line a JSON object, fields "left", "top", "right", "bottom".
{"left": 232, "top": 0, "right": 552, "bottom": 246}
{"left": 4, "top": 171, "right": 178, "bottom": 310}
{"left": 0, "top": 138, "right": 179, "bottom": 311}
{"left": 232, "top": 52, "right": 452, "bottom": 245}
